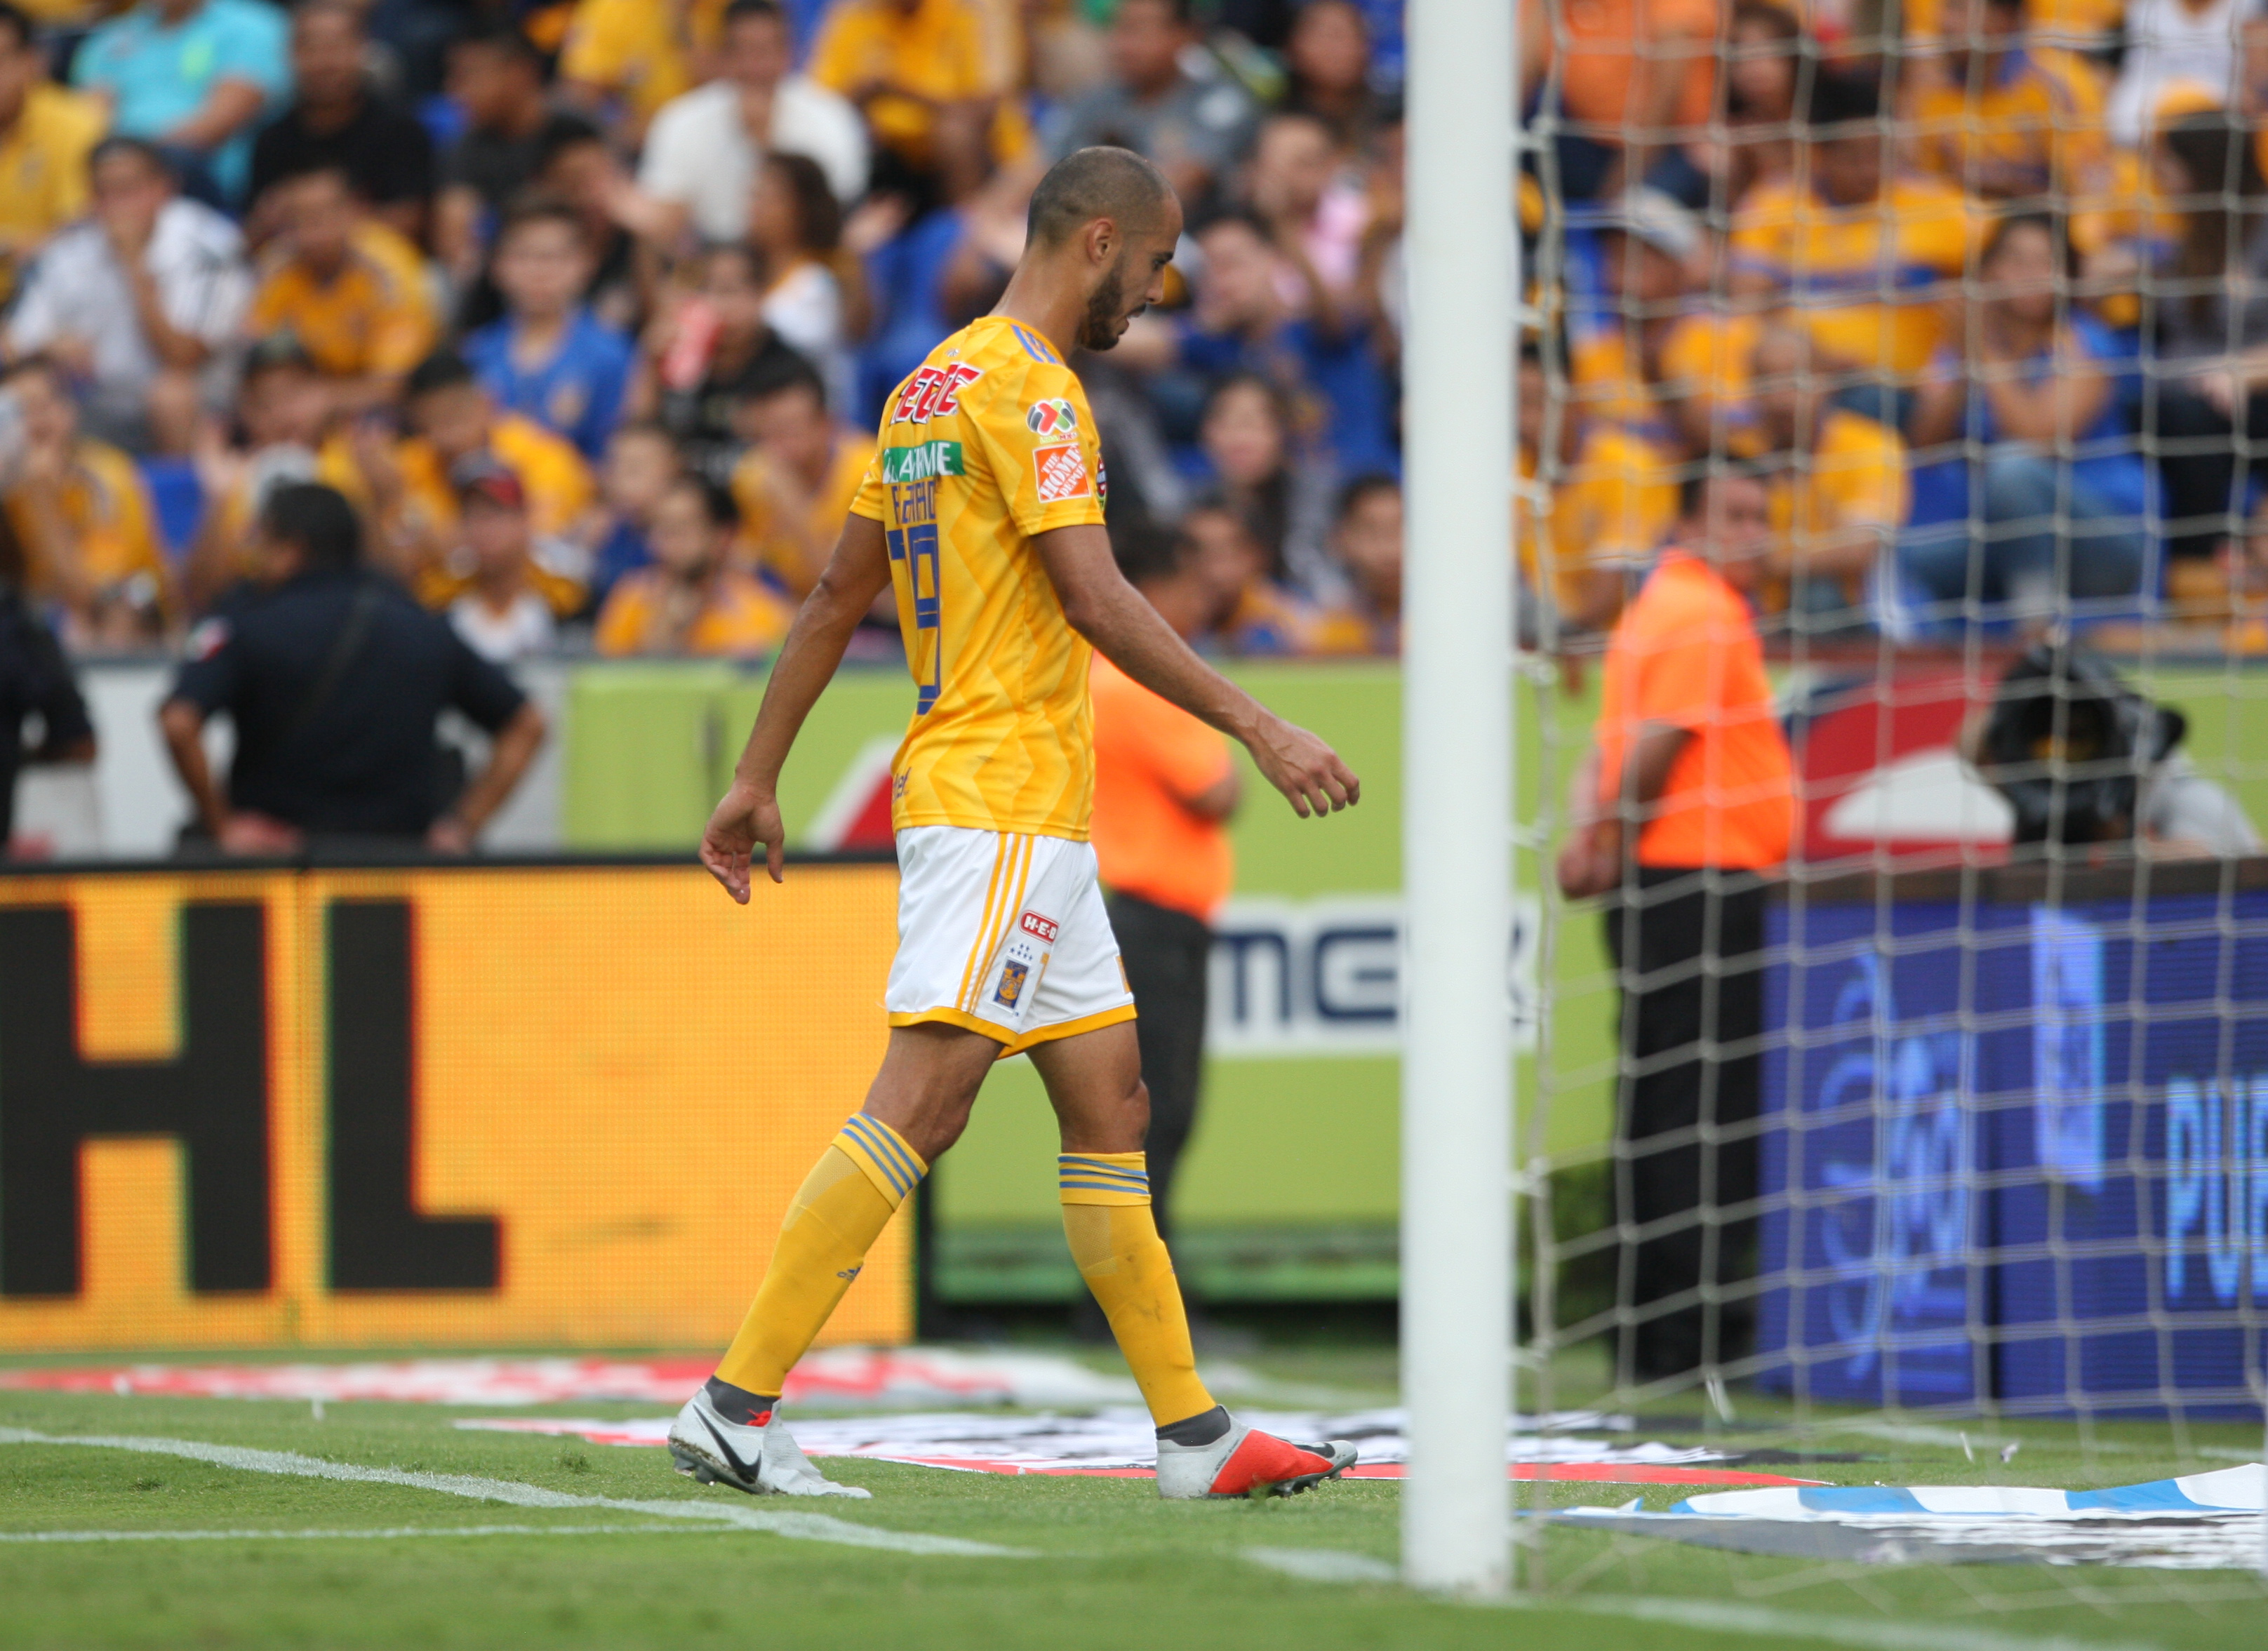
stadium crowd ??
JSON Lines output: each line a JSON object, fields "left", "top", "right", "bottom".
{"left": 0, "top": 0, "right": 2266, "bottom": 669}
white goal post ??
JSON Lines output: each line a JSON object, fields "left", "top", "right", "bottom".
{"left": 1399, "top": 0, "right": 1517, "bottom": 1599}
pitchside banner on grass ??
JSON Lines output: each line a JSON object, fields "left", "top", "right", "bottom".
{"left": 1754, "top": 862, "right": 2268, "bottom": 1412}
{"left": 0, "top": 861, "right": 907, "bottom": 1352}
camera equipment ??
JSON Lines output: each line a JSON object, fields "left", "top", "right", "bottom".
{"left": 1975, "top": 640, "right": 2185, "bottom": 847}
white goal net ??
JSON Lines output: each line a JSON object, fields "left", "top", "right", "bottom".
{"left": 1510, "top": 0, "right": 2268, "bottom": 1589}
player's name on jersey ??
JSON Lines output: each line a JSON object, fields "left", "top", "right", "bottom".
{"left": 883, "top": 441, "right": 965, "bottom": 483}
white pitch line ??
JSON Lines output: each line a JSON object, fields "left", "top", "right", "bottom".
{"left": 0, "top": 1524, "right": 723, "bottom": 1545}
{"left": 1239, "top": 1550, "right": 2168, "bottom": 1651}
{"left": 0, "top": 1427, "right": 1027, "bottom": 1558}
{"left": 1533, "top": 1593, "right": 2167, "bottom": 1651}
{"left": 1245, "top": 1546, "right": 1399, "bottom": 1584}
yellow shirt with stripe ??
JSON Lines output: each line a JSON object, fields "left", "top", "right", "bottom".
{"left": 850, "top": 314, "right": 1108, "bottom": 841}
{"left": 1909, "top": 47, "right": 2111, "bottom": 208}
{"left": 246, "top": 223, "right": 436, "bottom": 381}
{"left": 1728, "top": 175, "right": 1977, "bottom": 379}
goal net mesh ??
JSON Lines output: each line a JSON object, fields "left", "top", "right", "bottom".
{"left": 1514, "top": 0, "right": 2268, "bottom": 1583}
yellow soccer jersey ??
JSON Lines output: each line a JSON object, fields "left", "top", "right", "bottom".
{"left": 1728, "top": 175, "right": 1977, "bottom": 380}
{"left": 850, "top": 314, "right": 1109, "bottom": 841}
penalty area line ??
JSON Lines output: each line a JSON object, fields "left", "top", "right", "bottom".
{"left": 0, "top": 1427, "right": 1029, "bottom": 1558}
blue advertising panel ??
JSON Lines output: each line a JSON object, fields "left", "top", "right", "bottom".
{"left": 1757, "top": 877, "right": 2268, "bottom": 1414}
{"left": 1992, "top": 894, "right": 2268, "bottom": 1413}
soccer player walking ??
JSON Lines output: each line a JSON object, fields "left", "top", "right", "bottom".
{"left": 670, "top": 147, "right": 1363, "bottom": 1502}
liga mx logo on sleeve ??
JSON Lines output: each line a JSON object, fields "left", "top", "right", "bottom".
{"left": 1025, "top": 399, "right": 1078, "bottom": 437}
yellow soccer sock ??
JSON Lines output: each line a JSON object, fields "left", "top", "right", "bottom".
{"left": 714, "top": 1114, "right": 927, "bottom": 1398}
{"left": 1059, "top": 1151, "right": 1215, "bottom": 1428}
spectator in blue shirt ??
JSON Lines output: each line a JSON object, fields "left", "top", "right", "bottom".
{"left": 1903, "top": 213, "right": 2152, "bottom": 627}
{"left": 579, "top": 421, "right": 681, "bottom": 610}
{"left": 463, "top": 196, "right": 634, "bottom": 460}
{"left": 72, "top": 0, "right": 291, "bottom": 208}
{"left": 1123, "top": 208, "right": 1397, "bottom": 479}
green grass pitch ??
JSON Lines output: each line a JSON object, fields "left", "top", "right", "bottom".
{"left": 1, "top": 1347, "right": 2263, "bottom": 1650}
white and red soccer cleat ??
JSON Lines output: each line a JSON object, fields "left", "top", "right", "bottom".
{"left": 666, "top": 1382, "right": 869, "bottom": 1499}
{"left": 1154, "top": 1413, "right": 1358, "bottom": 1499}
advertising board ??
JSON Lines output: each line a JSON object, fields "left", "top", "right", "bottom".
{"left": 0, "top": 862, "right": 908, "bottom": 1352}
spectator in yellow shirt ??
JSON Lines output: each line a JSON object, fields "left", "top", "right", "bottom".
{"left": 809, "top": 0, "right": 1022, "bottom": 196}
{"left": 246, "top": 166, "right": 436, "bottom": 415}
{"left": 557, "top": 0, "right": 731, "bottom": 140}
{"left": 595, "top": 472, "right": 793, "bottom": 657}
{"left": 0, "top": 5, "right": 106, "bottom": 303}
{"left": 1518, "top": 343, "right": 1681, "bottom": 636}
{"left": 1, "top": 354, "right": 168, "bottom": 643}
{"left": 1728, "top": 72, "right": 1975, "bottom": 434}
{"left": 1907, "top": 0, "right": 2112, "bottom": 210}
{"left": 1737, "top": 323, "right": 1911, "bottom": 624}
{"left": 425, "top": 460, "right": 585, "bottom": 661}
{"left": 358, "top": 348, "right": 595, "bottom": 589}
{"left": 729, "top": 352, "right": 873, "bottom": 596}
{"left": 183, "top": 333, "right": 364, "bottom": 608}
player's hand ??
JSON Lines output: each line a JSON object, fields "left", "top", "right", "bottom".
{"left": 1248, "top": 714, "right": 1359, "bottom": 819}
{"left": 700, "top": 780, "right": 787, "bottom": 902}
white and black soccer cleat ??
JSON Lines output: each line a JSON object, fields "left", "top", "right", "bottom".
{"left": 667, "top": 1380, "right": 870, "bottom": 1499}
{"left": 1153, "top": 1407, "right": 1358, "bottom": 1500}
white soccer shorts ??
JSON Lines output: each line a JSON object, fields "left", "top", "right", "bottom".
{"left": 886, "top": 825, "right": 1137, "bottom": 1053}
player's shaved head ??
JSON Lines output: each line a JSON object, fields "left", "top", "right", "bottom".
{"left": 1027, "top": 145, "right": 1176, "bottom": 247}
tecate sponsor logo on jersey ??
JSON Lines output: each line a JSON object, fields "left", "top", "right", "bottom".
{"left": 1034, "top": 443, "right": 1092, "bottom": 502}
{"left": 1025, "top": 397, "right": 1078, "bottom": 438}
{"left": 890, "top": 363, "right": 983, "bottom": 425}
{"left": 883, "top": 441, "right": 966, "bottom": 483}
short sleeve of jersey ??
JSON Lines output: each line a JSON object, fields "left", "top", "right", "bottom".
{"left": 443, "top": 625, "right": 528, "bottom": 733}
{"left": 961, "top": 361, "right": 1107, "bottom": 537}
{"left": 850, "top": 448, "right": 886, "bottom": 521}
{"left": 171, "top": 615, "right": 244, "bottom": 714}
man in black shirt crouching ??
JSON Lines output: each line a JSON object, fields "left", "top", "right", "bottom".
{"left": 160, "top": 483, "right": 546, "bottom": 855}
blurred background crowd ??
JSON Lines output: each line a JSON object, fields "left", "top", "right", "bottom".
{"left": 3, "top": 0, "right": 2268, "bottom": 674}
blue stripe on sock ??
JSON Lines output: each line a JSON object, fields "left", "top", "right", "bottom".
{"left": 1058, "top": 1156, "right": 1147, "bottom": 1177}
{"left": 854, "top": 1116, "right": 923, "bottom": 1188}
{"left": 1059, "top": 1179, "right": 1152, "bottom": 1194}
{"left": 848, "top": 1117, "right": 919, "bottom": 1194}
{"left": 844, "top": 1116, "right": 914, "bottom": 1196}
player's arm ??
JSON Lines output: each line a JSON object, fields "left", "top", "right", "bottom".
{"left": 700, "top": 512, "right": 894, "bottom": 900}
{"left": 1038, "top": 523, "right": 1358, "bottom": 819}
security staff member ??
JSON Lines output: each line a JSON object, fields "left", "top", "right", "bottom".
{"left": 1558, "top": 463, "right": 1795, "bottom": 1385}
{"left": 159, "top": 483, "right": 546, "bottom": 853}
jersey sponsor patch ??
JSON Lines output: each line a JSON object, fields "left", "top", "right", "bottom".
{"left": 1019, "top": 911, "right": 1059, "bottom": 944}
{"left": 890, "top": 363, "right": 983, "bottom": 425}
{"left": 1025, "top": 398, "right": 1078, "bottom": 438}
{"left": 882, "top": 441, "right": 965, "bottom": 482}
{"left": 1034, "top": 443, "right": 1093, "bottom": 503}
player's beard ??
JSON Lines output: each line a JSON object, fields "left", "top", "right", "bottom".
{"left": 1078, "top": 253, "right": 1141, "bottom": 352}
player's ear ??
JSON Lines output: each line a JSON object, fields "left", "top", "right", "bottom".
{"left": 1088, "top": 217, "right": 1116, "bottom": 265}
